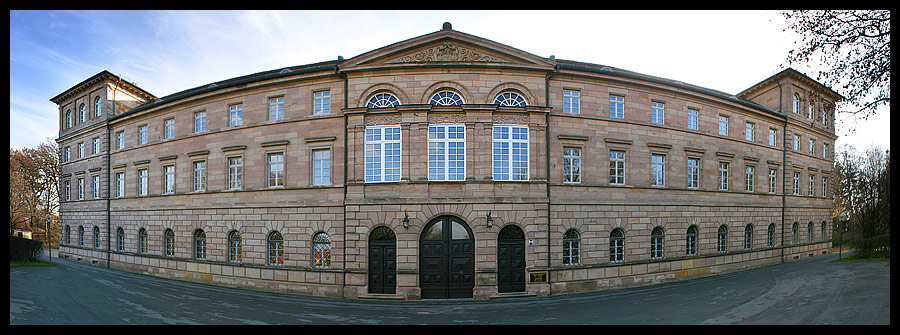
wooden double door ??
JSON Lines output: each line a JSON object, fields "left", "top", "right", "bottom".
{"left": 497, "top": 225, "right": 526, "bottom": 293}
{"left": 419, "top": 216, "right": 475, "bottom": 299}
{"left": 368, "top": 226, "right": 396, "bottom": 294}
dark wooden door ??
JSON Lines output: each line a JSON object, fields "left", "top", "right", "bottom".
{"left": 420, "top": 216, "right": 474, "bottom": 299}
{"left": 368, "top": 227, "right": 396, "bottom": 294}
{"left": 497, "top": 225, "right": 525, "bottom": 293}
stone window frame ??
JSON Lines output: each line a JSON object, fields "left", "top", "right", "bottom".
{"left": 313, "top": 90, "right": 331, "bottom": 115}
{"left": 650, "top": 227, "right": 665, "bottom": 259}
{"left": 686, "top": 225, "right": 699, "bottom": 256}
{"left": 650, "top": 101, "right": 665, "bottom": 125}
{"left": 745, "top": 165, "right": 755, "bottom": 193}
{"left": 228, "top": 230, "right": 243, "bottom": 263}
{"left": 562, "top": 229, "right": 581, "bottom": 266}
{"left": 650, "top": 152, "right": 666, "bottom": 187}
{"left": 162, "top": 163, "right": 176, "bottom": 195}
{"left": 313, "top": 232, "right": 331, "bottom": 269}
{"left": 267, "top": 230, "right": 284, "bottom": 266}
{"left": 717, "top": 225, "right": 728, "bottom": 253}
{"left": 744, "top": 224, "right": 754, "bottom": 250}
{"left": 139, "top": 228, "right": 148, "bottom": 254}
{"left": 193, "top": 229, "right": 207, "bottom": 260}
{"left": 562, "top": 146, "right": 582, "bottom": 184}
{"left": 116, "top": 227, "right": 125, "bottom": 252}
{"left": 562, "top": 89, "right": 580, "bottom": 114}
{"left": 609, "top": 228, "right": 625, "bottom": 263}
{"left": 268, "top": 95, "right": 285, "bottom": 121}
{"left": 428, "top": 124, "right": 466, "bottom": 181}
{"left": 686, "top": 107, "right": 699, "bottom": 130}
{"left": 229, "top": 103, "right": 244, "bottom": 127}
{"left": 430, "top": 90, "right": 465, "bottom": 106}
{"left": 492, "top": 124, "right": 529, "bottom": 181}
{"left": 767, "top": 223, "right": 776, "bottom": 247}
{"left": 164, "top": 229, "right": 175, "bottom": 257}
{"left": 365, "top": 125, "right": 402, "bottom": 183}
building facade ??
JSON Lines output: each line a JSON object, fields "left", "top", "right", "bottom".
{"left": 54, "top": 23, "right": 839, "bottom": 300}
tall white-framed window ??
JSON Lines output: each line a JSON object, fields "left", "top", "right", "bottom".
{"left": 312, "top": 149, "right": 331, "bottom": 186}
{"left": 65, "top": 110, "right": 72, "bottom": 129}
{"left": 609, "top": 95, "right": 624, "bottom": 118}
{"left": 687, "top": 157, "right": 700, "bottom": 188}
{"left": 194, "top": 111, "right": 206, "bottom": 133}
{"left": 64, "top": 147, "right": 69, "bottom": 162}
{"left": 808, "top": 103, "right": 814, "bottom": 119}
{"left": 745, "top": 122, "right": 754, "bottom": 141}
{"left": 718, "top": 115, "right": 729, "bottom": 136}
{"left": 229, "top": 104, "right": 243, "bottom": 126}
{"left": 651, "top": 154, "right": 665, "bottom": 186}
{"left": 163, "top": 164, "right": 175, "bottom": 194}
{"left": 717, "top": 225, "right": 728, "bottom": 253}
{"left": 686, "top": 225, "right": 698, "bottom": 256}
{"left": 313, "top": 90, "right": 330, "bottom": 115}
{"left": 164, "top": 118, "right": 175, "bottom": 139}
{"left": 492, "top": 125, "right": 529, "bottom": 181}
{"left": 609, "top": 150, "right": 625, "bottom": 185}
{"left": 562, "top": 229, "right": 580, "bottom": 266}
{"left": 793, "top": 172, "right": 800, "bottom": 195}
{"left": 92, "top": 175, "right": 100, "bottom": 199}
{"left": 563, "top": 147, "right": 581, "bottom": 184}
{"left": 138, "top": 125, "right": 148, "bottom": 145}
{"left": 116, "top": 131, "right": 125, "bottom": 149}
{"left": 267, "top": 152, "right": 284, "bottom": 188}
{"left": 769, "top": 128, "right": 777, "bottom": 146}
{"left": 192, "top": 161, "right": 206, "bottom": 192}
{"left": 93, "top": 137, "right": 100, "bottom": 155}
{"left": 64, "top": 180, "right": 70, "bottom": 201}
{"left": 794, "top": 134, "right": 801, "bottom": 151}
{"left": 117, "top": 227, "right": 125, "bottom": 252}
{"left": 650, "top": 227, "right": 664, "bottom": 259}
{"left": 94, "top": 96, "right": 102, "bottom": 117}
{"left": 650, "top": 102, "right": 665, "bottom": 124}
{"left": 77, "top": 178, "right": 84, "bottom": 200}
{"left": 823, "top": 144, "right": 829, "bottom": 159}
{"left": 116, "top": 172, "right": 125, "bottom": 198}
{"left": 610, "top": 229, "right": 625, "bottom": 263}
{"left": 365, "top": 125, "right": 401, "bottom": 182}
{"left": 79, "top": 104, "right": 86, "bottom": 123}
{"left": 687, "top": 108, "right": 699, "bottom": 130}
{"left": 269, "top": 96, "right": 284, "bottom": 120}
{"left": 822, "top": 107, "right": 828, "bottom": 125}
{"left": 138, "top": 168, "right": 148, "bottom": 196}
{"left": 718, "top": 162, "right": 729, "bottom": 190}
{"left": 808, "top": 174, "right": 815, "bottom": 196}
{"left": 428, "top": 124, "right": 466, "bottom": 181}
{"left": 228, "top": 157, "right": 243, "bottom": 190}
{"left": 768, "top": 168, "right": 777, "bottom": 194}
{"left": 809, "top": 139, "right": 816, "bottom": 155}
{"left": 563, "top": 90, "right": 580, "bottom": 114}
{"left": 822, "top": 177, "right": 828, "bottom": 197}
{"left": 792, "top": 93, "right": 800, "bottom": 113}
{"left": 78, "top": 142, "right": 84, "bottom": 158}
{"left": 745, "top": 166, "right": 755, "bottom": 192}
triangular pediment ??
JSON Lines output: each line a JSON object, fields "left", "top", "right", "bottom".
{"left": 339, "top": 24, "right": 555, "bottom": 72}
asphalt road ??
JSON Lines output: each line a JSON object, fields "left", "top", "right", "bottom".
{"left": 10, "top": 249, "right": 890, "bottom": 325}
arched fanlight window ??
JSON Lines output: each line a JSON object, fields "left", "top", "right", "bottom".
{"left": 313, "top": 232, "right": 331, "bottom": 268}
{"left": 686, "top": 225, "right": 698, "bottom": 256}
{"left": 493, "top": 91, "right": 527, "bottom": 107}
{"left": 193, "top": 229, "right": 206, "bottom": 260}
{"left": 164, "top": 229, "right": 175, "bottom": 257}
{"left": 95, "top": 96, "right": 102, "bottom": 117}
{"left": 767, "top": 223, "right": 776, "bottom": 247}
{"left": 429, "top": 90, "right": 464, "bottom": 106}
{"left": 744, "top": 224, "right": 754, "bottom": 250}
{"left": 228, "top": 230, "right": 242, "bottom": 263}
{"left": 650, "top": 227, "right": 664, "bottom": 259}
{"left": 268, "top": 231, "right": 284, "bottom": 266}
{"left": 792, "top": 93, "right": 801, "bottom": 113}
{"left": 563, "top": 229, "right": 580, "bottom": 265}
{"left": 609, "top": 228, "right": 625, "bottom": 263}
{"left": 717, "top": 225, "right": 728, "bottom": 253}
{"left": 366, "top": 92, "right": 400, "bottom": 108}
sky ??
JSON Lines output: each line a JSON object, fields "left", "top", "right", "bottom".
{"left": 9, "top": 10, "right": 889, "bottom": 152}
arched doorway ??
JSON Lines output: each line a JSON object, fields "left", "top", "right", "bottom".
{"left": 368, "top": 226, "right": 396, "bottom": 294}
{"left": 497, "top": 225, "right": 525, "bottom": 293}
{"left": 420, "top": 215, "right": 475, "bottom": 299}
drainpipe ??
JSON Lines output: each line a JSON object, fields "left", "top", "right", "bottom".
{"left": 334, "top": 59, "right": 349, "bottom": 297}
{"left": 544, "top": 59, "right": 560, "bottom": 294}
{"left": 106, "top": 75, "right": 121, "bottom": 268}
{"left": 776, "top": 81, "right": 786, "bottom": 264}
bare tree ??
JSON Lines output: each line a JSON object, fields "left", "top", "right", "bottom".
{"left": 833, "top": 144, "right": 890, "bottom": 257}
{"left": 783, "top": 10, "right": 890, "bottom": 121}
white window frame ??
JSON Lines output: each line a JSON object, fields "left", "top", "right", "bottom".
{"left": 116, "top": 172, "right": 125, "bottom": 198}
{"left": 563, "top": 147, "right": 581, "bottom": 184}
{"left": 92, "top": 175, "right": 100, "bottom": 199}
{"left": 138, "top": 168, "right": 148, "bottom": 196}
{"left": 269, "top": 96, "right": 284, "bottom": 120}
{"left": 194, "top": 111, "right": 207, "bottom": 133}
{"left": 563, "top": 90, "right": 580, "bottom": 114}
{"left": 164, "top": 118, "right": 175, "bottom": 139}
{"left": 428, "top": 124, "right": 466, "bottom": 181}
{"left": 718, "top": 115, "right": 729, "bottom": 136}
{"left": 808, "top": 174, "right": 815, "bottom": 196}
{"left": 267, "top": 152, "right": 284, "bottom": 188}
{"left": 193, "top": 160, "right": 206, "bottom": 192}
{"left": 609, "top": 95, "right": 624, "bottom": 118}
{"left": 794, "top": 134, "right": 801, "bottom": 151}
{"left": 687, "top": 108, "right": 699, "bottom": 130}
{"left": 650, "top": 102, "right": 665, "bottom": 124}
{"left": 138, "top": 125, "right": 148, "bottom": 145}
{"left": 313, "top": 91, "right": 330, "bottom": 115}
{"left": 116, "top": 131, "right": 125, "bottom": 149}
{"left": 769, "top": 128, "right": 777, "bottom": 146}
{"left": 492, "top": 125, "right": 529, "bottom": 181}
{"left": 718, "top": 161, "right": 729, "bottom": 190}
{"left": 609, "top": 150, "right": 625, "bottom": 185}
{"left": 651, "top": 154, "right": 665, "bottom": 186}
{"left": 365, "top": 125, "right": 402, "bottom": 183}
{"left": 793, "top": 172, "right": 800, "bottom": 195}
{"left": 687, "top": 157, "right": 700, "bottom": 188}
{"left": 229, "top": 104, "right": 243, "bottom": 127}
{"left": 163, "top": 164, "right": 175, "bottom": 194}
{"left": 77, "top": 178, "right": 84, "bottom": 200}
{"left": 312, "top": 148, "right": 331, "bottom": 186}
{"left": 745, "top": 122, "right": 754, "bottom": 141}
{"left": 227, "top": 156, "right": 243, "bottom": 190}
{"left": 768, "top": 168, "right": 777, "bottom": 194}
{"left": 745, "top": 166, "right": 755, "bottom": 192}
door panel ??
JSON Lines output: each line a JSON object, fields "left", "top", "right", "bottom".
{"left": 420, "top": 216, "right": 474, "bottom": 299}
{"left": 498, "top": 225, "right": 525, "bottom": 293}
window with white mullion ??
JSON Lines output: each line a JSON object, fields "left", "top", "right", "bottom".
{"left": 428, "top": 124, "right": 465, "bottom": 181}
{"left": 365, "top": 126, "right": 402, "bottom": 183}
{"left": 492, "top": 125, "right": 529, "bottom": 181}
{"left": 563, "top": 147, "right": 581, "bottom": 184}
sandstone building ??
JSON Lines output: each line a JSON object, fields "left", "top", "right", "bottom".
{"left": 53, "top": 23, "right": 838, "bottom": 300}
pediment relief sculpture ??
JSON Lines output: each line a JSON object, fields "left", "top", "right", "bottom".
{"left": 389, "top": 43, "right": 505, "bottom": 63}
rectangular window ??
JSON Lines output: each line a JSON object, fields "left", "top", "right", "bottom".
{"left": 64, "top": 147, "right": 69, "bottom": 162}
{"left": 312, "top": 149, "right": 331, "bottom": 186}
{"left": 229, "top": 104, "right": 243, "bottom": 127}
{"left": 77, "top": 178, "right": 84, "bottom": 200}
{"left": 194, "top": 111, "right": 207, "bottom": 133}
{"left": 687, "top": 158, "right": 699, "bottom": 188}
{"left": 138, "top": 168, "right": 148, "bottom": 196}
{"left": 365, "top": 126, "right": 402, "bottom": 182}
{"left": 428, "top": 125, "right": 466, "bottom": 181}
{"left": 563, "top": 90, "right": 580, "bottom": 114}
{"left": 823, "top": 144, "right": 829, "bottom": 159}
{"left": 822, "top": 177, "right": 828, "bottom": 197}
{"left": 651, "top": 154, "right": 665, "bottom": 186}
{"left": 269, "top": 97, "right": 284, "bottom": 120}
{"left": 228, "top": 157, "right": 243, "bottom": 190}
{"left": 793, "top": 172, "right": 800, "bottom": 195}
{"left": 651, "top": 102, "right": 665, "bottom": 124}
{"left": 745, "top": 122, "right": 754, "bottom": 141}
{"left": 609, "top": 95, "right": 624, "bottom": 119}
{"left": 163, "top": 165, "right": 175, "bottom": 194}
{"left": 267, "top": 153, "right": 284, "bottom": 187}
{"left": 164, "top": 118, "right": 175, "bottom": 139}
{"left": 78, "top": 143, "right": 84, "bottom": 158}
{"left": 92, "top": 175, "right": 100, "bottom": 199}
{"left": 769, "top": 169, "right": 777, "bottom": 194}
{"left": 687, "top": 108, "right": 699, "bottom": 130}
{"left": 93, "top": 137, "right": 100, "bottom": 155}
{"left": 769, "top": 128, "right": 777, "bottom": 146}
{"left": 313, "top": 91, "right": 330, "bottom": 115}
{"left": 139, "top": 125, "right": 148, "bottom": 145}
{"left": 563, "top": 147, "right": 581, "bottom": 184}
{"left": 609, "top": 151, "right": 625, "bottom": 185}
{"left": 718, "top": 162, "right": 729, "bottom": 190}
{"left": 794, "top": 134, "right": 801, "bottom": 151}
{"left": 116, "top": 131, "right": 125, "bottom": 149}
{"left": 745, "top": 166, "right": 755, "bottom": 192}
{"left": 116, "top": 172, "right": 125, "bottom": 198}
{"left": 718, "top": 115, "right": 729, "bottom": 136}
{"left": 809, "top": 139, "right": 815, "bottom": 155}
{"left": 64, "top": 180, "right": 70, "bottom": 201}
{"left": 808, "top": 175, "right": 815, "bottom": 196}
{"left": 193, "top": 161, "right": 206, "bottom": 192}
{"left": 493, "top": 125, "right": 529, "bottom": 181}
